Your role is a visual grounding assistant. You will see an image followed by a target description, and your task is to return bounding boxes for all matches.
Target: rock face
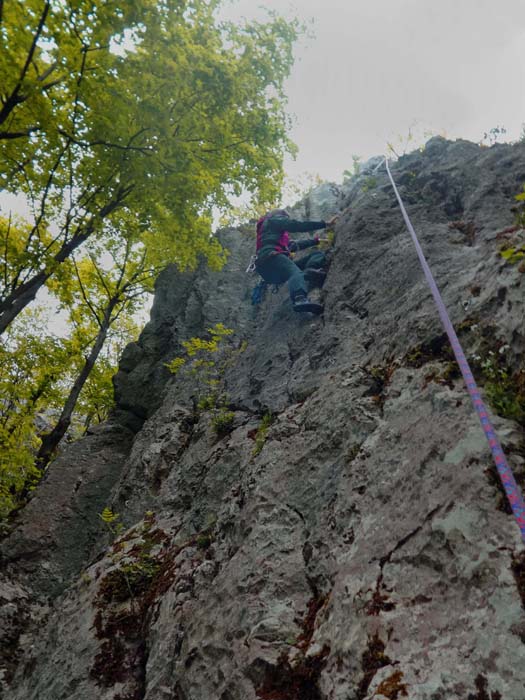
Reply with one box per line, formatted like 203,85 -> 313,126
2,137 -> 525,699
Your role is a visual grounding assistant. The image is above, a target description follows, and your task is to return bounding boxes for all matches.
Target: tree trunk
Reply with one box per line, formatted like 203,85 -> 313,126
0,230 -> 91,335
36,300 -> 117,471
0,187 -> 129,336
0,270 -> 50,335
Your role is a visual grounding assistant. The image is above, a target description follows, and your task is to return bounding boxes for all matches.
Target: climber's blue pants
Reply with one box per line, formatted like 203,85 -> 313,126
256,251 -> 326,301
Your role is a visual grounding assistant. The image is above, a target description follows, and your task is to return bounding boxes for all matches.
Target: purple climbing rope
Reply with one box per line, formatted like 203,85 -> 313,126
385,158 -> 525,544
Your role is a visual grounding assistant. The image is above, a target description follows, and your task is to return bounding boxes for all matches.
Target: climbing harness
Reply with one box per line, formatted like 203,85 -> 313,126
385,158 -> 525,545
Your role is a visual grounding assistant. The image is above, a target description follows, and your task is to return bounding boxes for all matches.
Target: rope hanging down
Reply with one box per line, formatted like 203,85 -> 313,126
384,158 -> 525,545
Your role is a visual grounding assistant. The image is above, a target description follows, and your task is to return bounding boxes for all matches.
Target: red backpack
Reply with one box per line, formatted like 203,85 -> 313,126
256,213 -> 290,254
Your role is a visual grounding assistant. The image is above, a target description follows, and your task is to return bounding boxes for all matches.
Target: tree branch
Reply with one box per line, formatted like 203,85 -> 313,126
56,128 -> 155,155
0,0 -> 51,127
73,255 -> 102,327
88,252 -> 113,301
2,213 -> 12,291
0,129 -> 39,140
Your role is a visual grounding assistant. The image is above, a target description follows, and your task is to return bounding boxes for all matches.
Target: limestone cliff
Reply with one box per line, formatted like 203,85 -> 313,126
1,137 -> 525,699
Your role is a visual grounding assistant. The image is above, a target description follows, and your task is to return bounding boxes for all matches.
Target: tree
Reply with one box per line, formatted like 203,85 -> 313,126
74,314 -> 141,435
0,307 -> 70,518
36,232 -> 156,469
0,0 -> 299,334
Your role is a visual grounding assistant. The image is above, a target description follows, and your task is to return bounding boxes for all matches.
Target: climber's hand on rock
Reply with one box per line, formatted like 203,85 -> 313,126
325,215 -> 339,228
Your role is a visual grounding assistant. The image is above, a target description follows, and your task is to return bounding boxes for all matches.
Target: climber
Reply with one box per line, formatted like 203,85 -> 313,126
255,209 -> 338,314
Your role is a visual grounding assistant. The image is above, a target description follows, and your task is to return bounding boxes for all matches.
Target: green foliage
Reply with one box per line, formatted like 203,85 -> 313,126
165,323 -> 236,399
386,122 -> 445,159
361,176 -> 377,192
219,173 -> 321,228
211,408 -> 235,437
196,532 -> 213,550
0,290 -> 139,520
479,352 -> 525,425
0,0 -> 301,335
0,0 -> 299,508
513,185 -> 525,228
480,125 -> 507,146
165,357 -> 186,376
252,412 -> 274,456
166,324 -> 246,436
499,245 -> 525,265
99,507 -> 124,537
100,507 -> 120,524
515,185 -> 525,203
99,557 -> 161,603
343,155 -> 362,181
197,394 -> 217,411
319,229 -> 335,250
182,323 -> 234,357
166,323 -> 235,400
0,307 -> 70,518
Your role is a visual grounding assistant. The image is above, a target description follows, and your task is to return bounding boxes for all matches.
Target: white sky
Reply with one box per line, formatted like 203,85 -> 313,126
221,0 -> 525,182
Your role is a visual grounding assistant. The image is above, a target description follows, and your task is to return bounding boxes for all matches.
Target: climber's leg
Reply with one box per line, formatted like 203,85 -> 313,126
256,254 -> 323,314
295,250 -> 327,271
256,254 -> 307,301
296,251 -> 327,288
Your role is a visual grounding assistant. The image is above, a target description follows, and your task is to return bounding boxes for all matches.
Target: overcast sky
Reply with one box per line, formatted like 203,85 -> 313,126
2,0 -> 525,214
221,0 -> 525,182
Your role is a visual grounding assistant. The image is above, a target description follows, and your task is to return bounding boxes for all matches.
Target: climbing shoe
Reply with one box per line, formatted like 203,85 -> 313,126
304,268 -> 327,287
292,294 -> 323,315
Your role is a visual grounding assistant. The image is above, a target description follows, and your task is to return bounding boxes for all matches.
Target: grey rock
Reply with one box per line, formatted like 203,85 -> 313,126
4,138 -> 525,699
288,181 -> 341,221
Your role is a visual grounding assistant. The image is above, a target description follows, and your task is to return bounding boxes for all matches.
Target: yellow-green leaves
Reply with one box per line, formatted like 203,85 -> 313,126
100,507 -> 120,524
0,0 -> 300,512
1,0 -> 300,335
166,323 -> 234,373
182,323 -> 234,357
0,307 -> 67,518
165,357 -> 186,376
165,323 -> 241,429
514,184 -> 525,229
515,186 -> 525,202
500,246 -> 525,265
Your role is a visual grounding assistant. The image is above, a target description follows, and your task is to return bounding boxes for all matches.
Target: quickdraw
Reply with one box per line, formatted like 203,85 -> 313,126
246,255 -> 257,273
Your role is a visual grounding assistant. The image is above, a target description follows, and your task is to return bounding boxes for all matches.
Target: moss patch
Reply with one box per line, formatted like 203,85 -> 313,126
90,516 -> 216,694
476,358 -> 525,426
424,361 -> 461,389
363,361 -> 397,407
405,334 -> 454,368
251,412 -> 274,457
98,557 -> 161,604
